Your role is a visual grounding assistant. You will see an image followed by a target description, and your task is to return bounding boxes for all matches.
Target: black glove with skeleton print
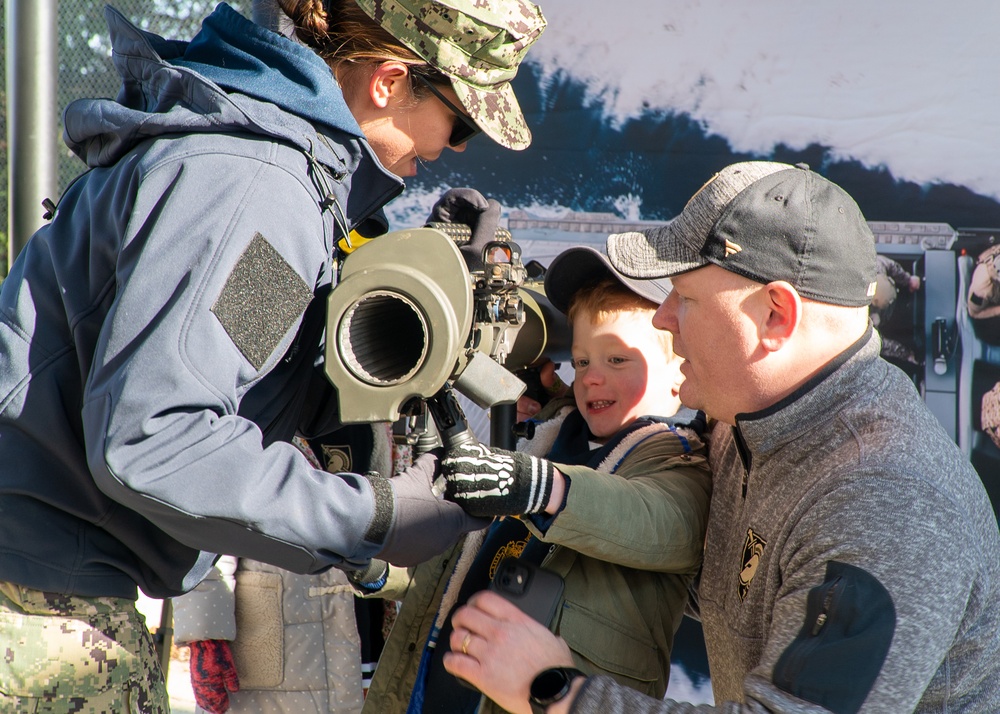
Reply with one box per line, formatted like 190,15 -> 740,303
441,442 -> 555,518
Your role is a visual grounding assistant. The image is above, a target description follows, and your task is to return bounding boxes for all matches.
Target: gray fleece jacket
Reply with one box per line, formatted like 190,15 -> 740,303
571,328 -> 1000,713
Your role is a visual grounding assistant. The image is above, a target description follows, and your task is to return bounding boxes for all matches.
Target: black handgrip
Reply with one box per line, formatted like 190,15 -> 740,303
426,387 -> 478,451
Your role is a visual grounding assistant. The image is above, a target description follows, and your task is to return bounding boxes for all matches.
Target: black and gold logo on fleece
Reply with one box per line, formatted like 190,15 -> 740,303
738,528 -> 767,602
320,444 -> 352,473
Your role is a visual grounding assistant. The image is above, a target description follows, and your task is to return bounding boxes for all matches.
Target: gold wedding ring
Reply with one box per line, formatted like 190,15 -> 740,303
461,633 -> 472,656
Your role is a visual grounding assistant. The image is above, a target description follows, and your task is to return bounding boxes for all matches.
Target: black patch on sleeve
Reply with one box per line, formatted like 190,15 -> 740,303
211,232 -> 314,369
773,561 -> 896,714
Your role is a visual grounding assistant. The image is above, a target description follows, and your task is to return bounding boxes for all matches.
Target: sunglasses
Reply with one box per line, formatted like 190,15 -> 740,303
414,75 -> 482,147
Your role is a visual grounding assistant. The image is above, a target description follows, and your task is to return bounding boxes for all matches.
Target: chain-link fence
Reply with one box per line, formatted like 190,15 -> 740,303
55,0 -> 249,189
2,1 -> 250,276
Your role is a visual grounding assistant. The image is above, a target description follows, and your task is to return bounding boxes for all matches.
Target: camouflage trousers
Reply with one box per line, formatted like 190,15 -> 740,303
0,581 -> 169,713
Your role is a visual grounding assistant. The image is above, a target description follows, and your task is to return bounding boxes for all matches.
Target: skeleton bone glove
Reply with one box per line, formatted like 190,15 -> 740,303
441,442 -> 555,518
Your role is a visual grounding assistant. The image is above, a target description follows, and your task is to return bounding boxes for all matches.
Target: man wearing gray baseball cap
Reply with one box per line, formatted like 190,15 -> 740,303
441,162 -> 1000,714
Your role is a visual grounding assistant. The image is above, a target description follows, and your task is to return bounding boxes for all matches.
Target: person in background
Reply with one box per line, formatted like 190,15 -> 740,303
968,243 -> 1000,344
356,245 -> 712,714
0,0 -> 545,711
982,381 -> 1000,452
173,426 -> 406,714
870,254 -> 922,365
870,254 -> 921,329
442,162 -> 1000,713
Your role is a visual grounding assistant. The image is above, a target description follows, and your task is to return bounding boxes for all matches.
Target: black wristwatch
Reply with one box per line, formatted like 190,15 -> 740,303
529,666 -> 586,714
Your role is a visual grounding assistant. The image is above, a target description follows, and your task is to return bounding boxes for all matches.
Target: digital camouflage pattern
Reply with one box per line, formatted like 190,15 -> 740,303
982,381 -> 1000,450
354,0 -> 546,150
0,582 -> 168,713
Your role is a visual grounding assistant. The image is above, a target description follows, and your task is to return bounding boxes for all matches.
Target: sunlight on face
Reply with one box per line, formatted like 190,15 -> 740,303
359,81 -> 468,177
652,266 -> 760,424
571,309 -> 682,440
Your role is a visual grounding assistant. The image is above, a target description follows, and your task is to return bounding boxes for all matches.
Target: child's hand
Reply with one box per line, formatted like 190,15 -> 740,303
441,442 -> 556,518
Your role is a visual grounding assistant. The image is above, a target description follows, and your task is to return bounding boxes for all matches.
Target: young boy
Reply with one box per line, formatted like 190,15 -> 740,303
359,246 -> 711,713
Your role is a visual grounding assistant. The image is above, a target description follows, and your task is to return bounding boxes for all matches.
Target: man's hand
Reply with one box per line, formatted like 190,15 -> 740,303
373,451 -> 491,566
441,442 -> 556,518
427,187 -> 502,270
189,640 -> 239,714
443,591 -> 578,714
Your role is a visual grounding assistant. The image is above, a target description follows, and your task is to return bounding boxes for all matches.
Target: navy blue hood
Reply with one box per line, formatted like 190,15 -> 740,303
64,4 -> 375,169
171,3 -> 362,139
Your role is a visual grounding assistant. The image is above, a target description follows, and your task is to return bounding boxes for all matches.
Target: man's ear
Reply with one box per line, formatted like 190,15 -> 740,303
367,61 -> 411,109
759,281 -> 801,352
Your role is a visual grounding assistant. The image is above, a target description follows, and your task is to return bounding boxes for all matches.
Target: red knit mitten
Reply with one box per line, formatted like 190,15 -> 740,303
189,639 -> 240,714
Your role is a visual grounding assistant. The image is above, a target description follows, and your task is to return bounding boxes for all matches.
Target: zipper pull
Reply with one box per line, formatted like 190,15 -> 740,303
41,197 -> 57,221
811,578 -> 840,635
811,612 -> 828,635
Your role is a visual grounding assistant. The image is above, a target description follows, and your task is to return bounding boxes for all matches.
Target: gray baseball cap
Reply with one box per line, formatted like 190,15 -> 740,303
606,162 -> 878,307
544,246 -> 672,315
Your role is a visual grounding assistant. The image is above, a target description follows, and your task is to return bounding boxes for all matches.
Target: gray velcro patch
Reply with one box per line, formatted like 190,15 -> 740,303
363,473 -> 394,545
211,232 -> 314,370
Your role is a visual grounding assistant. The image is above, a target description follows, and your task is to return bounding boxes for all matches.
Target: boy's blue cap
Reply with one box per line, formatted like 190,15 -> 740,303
544,246 -> 672,315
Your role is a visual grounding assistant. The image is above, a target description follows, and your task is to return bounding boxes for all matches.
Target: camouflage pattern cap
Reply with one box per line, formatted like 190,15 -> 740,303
354,0 -> 546,150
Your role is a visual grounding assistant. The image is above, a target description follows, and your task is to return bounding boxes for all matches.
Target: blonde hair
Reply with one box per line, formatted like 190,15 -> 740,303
567,278 -> 675,357
275,0 -> 445,95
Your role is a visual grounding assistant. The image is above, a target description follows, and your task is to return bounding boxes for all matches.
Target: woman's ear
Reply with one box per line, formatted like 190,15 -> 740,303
759,281 -> 802,352
367,61 -> 411,109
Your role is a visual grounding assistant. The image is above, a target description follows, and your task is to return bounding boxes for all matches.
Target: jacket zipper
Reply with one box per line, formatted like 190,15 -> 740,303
732,425 -> 752,499
774,575 -> 843,686
811,576 -> 841,635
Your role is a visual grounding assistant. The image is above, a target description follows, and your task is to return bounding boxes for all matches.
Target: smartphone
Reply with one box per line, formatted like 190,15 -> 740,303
489,557 -> 565,627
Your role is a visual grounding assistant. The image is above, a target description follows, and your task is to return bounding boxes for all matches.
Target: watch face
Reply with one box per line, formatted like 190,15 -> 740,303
530,667 -> 574,704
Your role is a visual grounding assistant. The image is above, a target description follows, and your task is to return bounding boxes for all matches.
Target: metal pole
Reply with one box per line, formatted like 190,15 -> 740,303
155,599 -> 174,678
7,0 -> 59,265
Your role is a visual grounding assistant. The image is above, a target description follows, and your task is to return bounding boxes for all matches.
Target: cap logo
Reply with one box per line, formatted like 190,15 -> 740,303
724,239 -> 743,258
866,280 -> 878,298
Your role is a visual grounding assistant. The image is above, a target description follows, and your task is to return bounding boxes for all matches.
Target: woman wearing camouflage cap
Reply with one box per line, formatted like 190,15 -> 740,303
0,0 -> 544,712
